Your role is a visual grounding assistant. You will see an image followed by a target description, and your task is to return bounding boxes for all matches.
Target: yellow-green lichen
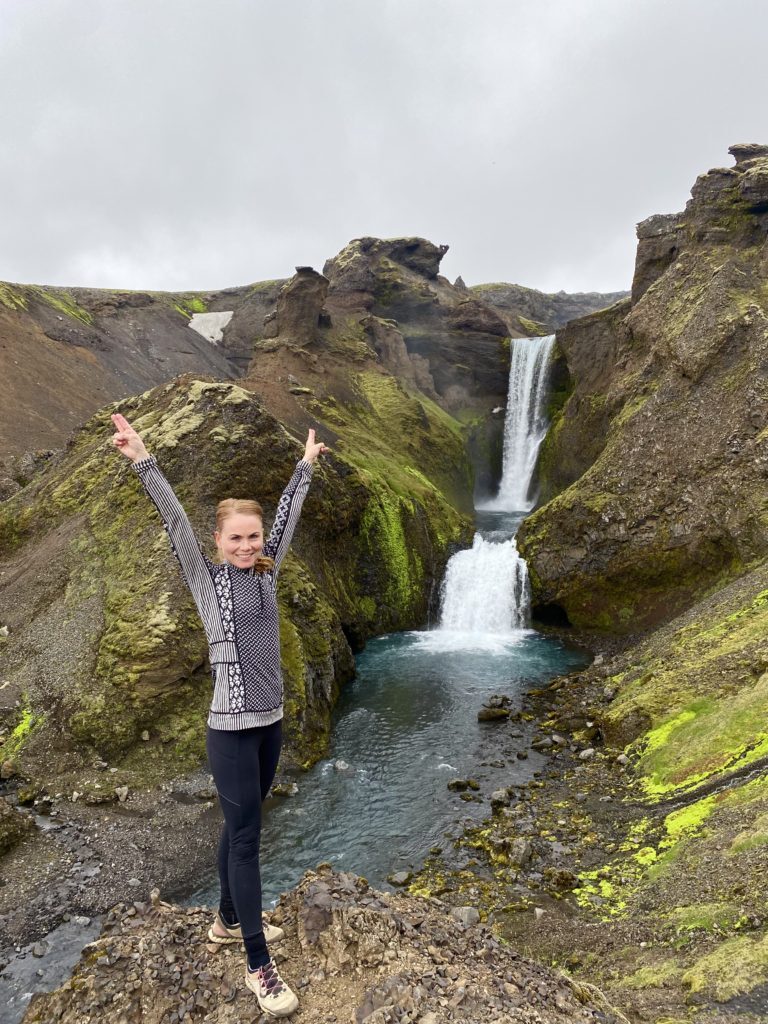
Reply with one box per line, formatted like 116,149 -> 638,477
682,931 -> 768,1000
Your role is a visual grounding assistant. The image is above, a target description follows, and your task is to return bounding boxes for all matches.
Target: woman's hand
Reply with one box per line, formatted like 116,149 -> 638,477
111,413 -> 150,463
303,428 -> 329,464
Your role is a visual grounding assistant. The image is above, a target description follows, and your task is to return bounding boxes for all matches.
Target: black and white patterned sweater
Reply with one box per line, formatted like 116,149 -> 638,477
132,455 -> 313,731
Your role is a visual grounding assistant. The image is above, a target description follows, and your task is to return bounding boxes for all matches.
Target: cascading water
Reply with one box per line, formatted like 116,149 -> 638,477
436,335 -> 556,638
482,334 -> 556,512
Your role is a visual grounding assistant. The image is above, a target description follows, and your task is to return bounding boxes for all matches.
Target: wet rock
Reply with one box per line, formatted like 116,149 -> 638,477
477,707 -> 510,722
389,871 -> 413,887
271,781 -> 299,797
490,789 -> 511,811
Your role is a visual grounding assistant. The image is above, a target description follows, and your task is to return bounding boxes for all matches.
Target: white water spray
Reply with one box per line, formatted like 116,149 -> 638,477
435,335 -> 556,638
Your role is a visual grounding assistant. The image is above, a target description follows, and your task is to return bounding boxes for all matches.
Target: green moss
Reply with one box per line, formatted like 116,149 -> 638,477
621,960 -> 683,989
0,283 -> 28,310
682,931 -> 768,1000
662,795 -> 717,842
637,681 -> 768,799
517,315 -> 550,336
729,812 -> 768,854
34,287 -> 93,325
2,701 -> 38,761
360,486 -> 423,610
664,901 -> 744,933
174,294 -> 208,318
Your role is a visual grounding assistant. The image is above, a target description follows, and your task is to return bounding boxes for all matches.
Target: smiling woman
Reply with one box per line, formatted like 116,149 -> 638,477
214,500 -> 270,572
110,411 -> 328,1018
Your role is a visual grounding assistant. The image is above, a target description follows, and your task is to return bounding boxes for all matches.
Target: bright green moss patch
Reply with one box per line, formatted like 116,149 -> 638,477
682,931 -> 768,1000
174,294 -> 208,318
2,701 -> 38,761
662,795 -> 717,842
636,674 -> 768,798
0,283 -> 28,310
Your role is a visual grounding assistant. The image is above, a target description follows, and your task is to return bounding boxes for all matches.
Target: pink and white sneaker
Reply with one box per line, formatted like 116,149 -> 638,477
245,957 -> 299,1017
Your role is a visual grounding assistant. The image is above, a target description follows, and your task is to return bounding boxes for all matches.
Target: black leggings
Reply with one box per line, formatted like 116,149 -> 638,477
206,720 -> 282,969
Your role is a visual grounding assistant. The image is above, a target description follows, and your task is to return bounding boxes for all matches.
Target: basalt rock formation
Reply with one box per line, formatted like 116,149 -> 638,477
519,144 -> 768,634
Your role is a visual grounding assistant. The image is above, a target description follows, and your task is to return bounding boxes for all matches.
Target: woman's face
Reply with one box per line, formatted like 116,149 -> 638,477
214,512 -> 264,569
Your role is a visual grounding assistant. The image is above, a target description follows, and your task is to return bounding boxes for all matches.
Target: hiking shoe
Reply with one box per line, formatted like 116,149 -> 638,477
207,913 -> 285,945
245,957 -> 299,1017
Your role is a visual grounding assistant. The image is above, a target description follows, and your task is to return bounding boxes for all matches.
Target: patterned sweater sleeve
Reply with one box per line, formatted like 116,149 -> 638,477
132,455 -> 215,603
263,459 -> 314,576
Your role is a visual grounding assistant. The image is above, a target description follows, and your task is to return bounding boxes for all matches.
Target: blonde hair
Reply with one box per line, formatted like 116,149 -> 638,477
215,498 -> 274,573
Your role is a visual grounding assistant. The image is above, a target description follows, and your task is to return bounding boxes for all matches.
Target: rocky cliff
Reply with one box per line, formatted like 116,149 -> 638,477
450,145 -> 768,1020
0,239 -> 622,500
518,144 -> 768,635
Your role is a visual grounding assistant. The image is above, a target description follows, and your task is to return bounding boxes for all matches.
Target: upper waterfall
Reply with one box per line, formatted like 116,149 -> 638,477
479,334 -> 556,513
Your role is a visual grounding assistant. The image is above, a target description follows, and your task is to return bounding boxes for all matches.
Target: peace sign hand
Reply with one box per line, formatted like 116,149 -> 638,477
303,428 -> 329,464
111,413 -> 150,463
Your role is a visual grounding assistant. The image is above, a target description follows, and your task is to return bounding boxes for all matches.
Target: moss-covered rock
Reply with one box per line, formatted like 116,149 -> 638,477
0,371 -> 472,791
518,146 -> 768,634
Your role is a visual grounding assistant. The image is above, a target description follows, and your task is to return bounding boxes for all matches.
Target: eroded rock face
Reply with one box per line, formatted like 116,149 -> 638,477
519,144 -> 768,633
264,266 -> 330,346
23,868 -> 625,1024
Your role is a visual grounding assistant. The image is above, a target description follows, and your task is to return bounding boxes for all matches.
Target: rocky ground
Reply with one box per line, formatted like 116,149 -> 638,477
409,637 -> 768,1024
21,865 -> 628,1024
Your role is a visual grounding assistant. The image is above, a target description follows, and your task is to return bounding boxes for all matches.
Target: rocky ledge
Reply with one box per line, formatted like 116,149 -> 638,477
23,867 -> 626,1024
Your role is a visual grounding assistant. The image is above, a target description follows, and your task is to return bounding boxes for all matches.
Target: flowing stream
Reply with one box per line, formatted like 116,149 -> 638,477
191,333 -> 589,905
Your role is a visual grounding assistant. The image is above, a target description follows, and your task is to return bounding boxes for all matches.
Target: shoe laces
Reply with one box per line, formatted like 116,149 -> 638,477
257,958 -> 285,996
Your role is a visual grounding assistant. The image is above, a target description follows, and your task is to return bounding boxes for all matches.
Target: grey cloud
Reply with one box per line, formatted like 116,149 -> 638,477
1,0 -> 766,293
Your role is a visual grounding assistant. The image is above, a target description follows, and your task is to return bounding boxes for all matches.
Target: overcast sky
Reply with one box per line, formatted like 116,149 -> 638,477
1,0 -> 766,295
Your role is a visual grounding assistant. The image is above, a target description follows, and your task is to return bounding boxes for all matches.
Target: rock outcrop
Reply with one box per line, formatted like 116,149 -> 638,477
23,867 -> 626,1024
470,283 -> 629,337
0,368 -> 472,792
519,144 -> 768,633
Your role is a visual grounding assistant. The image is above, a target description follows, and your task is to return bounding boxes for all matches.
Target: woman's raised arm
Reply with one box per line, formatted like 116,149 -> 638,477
111,413 -> 215,595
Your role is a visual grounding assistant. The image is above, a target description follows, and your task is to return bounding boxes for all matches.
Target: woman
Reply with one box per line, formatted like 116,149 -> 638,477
111,411 -> 327,1018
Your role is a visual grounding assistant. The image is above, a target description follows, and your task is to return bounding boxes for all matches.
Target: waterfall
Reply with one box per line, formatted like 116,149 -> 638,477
481,333 -> 556,512
439,534 -> 530,632
434,335 -> 555,639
